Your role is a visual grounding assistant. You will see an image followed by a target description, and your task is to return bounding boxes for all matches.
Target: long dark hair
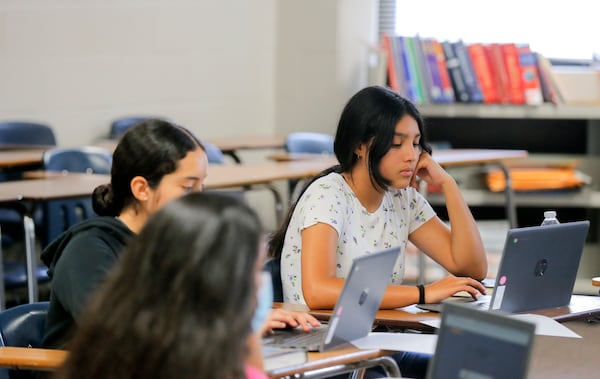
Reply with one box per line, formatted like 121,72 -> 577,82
55,192 -> 262,379
268,86 -> 432,258
92,119 -> 204,216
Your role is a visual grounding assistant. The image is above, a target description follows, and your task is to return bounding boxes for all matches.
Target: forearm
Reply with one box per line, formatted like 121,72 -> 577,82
441,178 -> 487,278
379,284 -> 421,309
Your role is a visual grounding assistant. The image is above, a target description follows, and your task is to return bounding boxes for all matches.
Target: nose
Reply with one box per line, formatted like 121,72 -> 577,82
401,144 -> 420,160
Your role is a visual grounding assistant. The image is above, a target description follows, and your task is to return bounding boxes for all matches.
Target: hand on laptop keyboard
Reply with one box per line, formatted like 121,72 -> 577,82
262,308 -> 322,335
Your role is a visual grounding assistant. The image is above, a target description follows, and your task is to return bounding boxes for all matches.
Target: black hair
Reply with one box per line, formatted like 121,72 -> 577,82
268,86 -> 431,258
56,192 -> 262,379
92,119 -> 204,216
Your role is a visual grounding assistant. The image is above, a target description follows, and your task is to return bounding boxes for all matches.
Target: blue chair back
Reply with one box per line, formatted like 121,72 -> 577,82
109,116 -> 162,139
286,132 -> 334,155
0,122 -> 56,146
43,146 -> 112,174
0,302 -> 49,379
202,142 -> 225,164
40,147 -> 111,246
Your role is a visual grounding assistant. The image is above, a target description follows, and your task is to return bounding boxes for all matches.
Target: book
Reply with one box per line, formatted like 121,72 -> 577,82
484,43 -> 511,104
452,40 -> 483,103
468,42 -> 499,103
262,345 -> 308,371
500,43 -> 526,104
517,44 -> 544,105
430,39 -> 455,103
381,34 -> 400,93
400,35 -> 424,103
534,53 -> 565,104
442,40 -> 469,102
420,37 -> 445,103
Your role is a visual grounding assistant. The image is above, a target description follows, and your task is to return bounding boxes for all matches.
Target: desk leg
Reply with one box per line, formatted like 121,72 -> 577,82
23,215 -> 38,303
298,356 -> 401,379
497,163 -> 517,228
263,184 -> 284,226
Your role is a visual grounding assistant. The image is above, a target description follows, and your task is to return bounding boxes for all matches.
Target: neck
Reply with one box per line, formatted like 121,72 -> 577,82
342,165 -> 384,213
117,207 -> 148,234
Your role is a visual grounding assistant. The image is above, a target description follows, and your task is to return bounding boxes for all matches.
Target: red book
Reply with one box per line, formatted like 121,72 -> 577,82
430,39 -> 455,103
501,43 -> 526,104
468,43 -> 499,103
517,44 -> 544,105
381,34 -> 400,93
484,43 -> 511,104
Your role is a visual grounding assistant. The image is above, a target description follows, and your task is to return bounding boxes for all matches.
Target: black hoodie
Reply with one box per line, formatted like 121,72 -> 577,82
41,216 -> 134,349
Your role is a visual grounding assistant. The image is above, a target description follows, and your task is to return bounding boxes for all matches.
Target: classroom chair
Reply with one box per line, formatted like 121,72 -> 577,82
40,146 -> 112,246
42,146 -> 112,175
109,116 -> 168,139
285,132 -> 334,202
285,132 -> 334,155
0,122 -> 56,147
0,301 -> 49,379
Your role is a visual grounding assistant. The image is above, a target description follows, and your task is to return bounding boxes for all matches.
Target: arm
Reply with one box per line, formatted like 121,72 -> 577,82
301,223 -> 440,309
262,308 -> 321,333
410,152 -> 488,279
52,235 -> 121,320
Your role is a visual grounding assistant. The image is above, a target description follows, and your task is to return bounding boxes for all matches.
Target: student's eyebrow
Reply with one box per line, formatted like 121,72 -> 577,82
394,132 -> 421,138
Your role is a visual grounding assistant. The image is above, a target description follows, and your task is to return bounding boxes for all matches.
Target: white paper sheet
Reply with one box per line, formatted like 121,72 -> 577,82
351,332 -> 438,354
420,313 -> 581,338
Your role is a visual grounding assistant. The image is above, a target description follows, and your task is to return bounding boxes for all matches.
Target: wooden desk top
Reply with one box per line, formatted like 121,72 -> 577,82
0,347 -> 67,371
204,161 -> 333,189
277,294 -> 600,331
0,160 -> 332,204
206,135 -> 285,153
0,149 -> 46,169
96,135 -> 285,155
592,277 -> 600,287
268,148 -> 528,166
0,173 -> 110,203
267,346 -> 385,378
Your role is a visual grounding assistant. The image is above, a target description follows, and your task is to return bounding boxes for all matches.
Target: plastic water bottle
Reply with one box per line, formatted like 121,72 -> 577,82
541,211 -> 560,226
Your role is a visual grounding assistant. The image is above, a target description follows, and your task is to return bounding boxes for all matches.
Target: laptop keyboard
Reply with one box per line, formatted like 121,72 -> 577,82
263,325 -> 329,351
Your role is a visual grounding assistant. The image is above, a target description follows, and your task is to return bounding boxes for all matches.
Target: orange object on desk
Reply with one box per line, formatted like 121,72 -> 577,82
0,347 -> 67,371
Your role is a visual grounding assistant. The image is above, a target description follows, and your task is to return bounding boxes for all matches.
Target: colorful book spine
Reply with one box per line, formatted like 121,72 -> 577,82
484,43 -> 511,104
420,38 -> 445,103
467,43 -> 499,104
431,39 -> 455,103
517,44 -> 544,105
442,40 -> 469,102
381,34 -> 400,93
398,36 -> 421,103
452,40 -> 483,103
501,43 -> 526,104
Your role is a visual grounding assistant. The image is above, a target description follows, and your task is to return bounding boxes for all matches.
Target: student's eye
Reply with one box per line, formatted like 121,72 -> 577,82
182,186 -> 194,193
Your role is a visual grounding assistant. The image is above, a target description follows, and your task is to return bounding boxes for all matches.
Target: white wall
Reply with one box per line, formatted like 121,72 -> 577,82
275,0 -> 378,137
0,0 -> 277,145
0,0 -> 378,146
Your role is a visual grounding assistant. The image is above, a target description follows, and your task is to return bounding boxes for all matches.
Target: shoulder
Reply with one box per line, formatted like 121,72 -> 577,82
245,365 -> 269,379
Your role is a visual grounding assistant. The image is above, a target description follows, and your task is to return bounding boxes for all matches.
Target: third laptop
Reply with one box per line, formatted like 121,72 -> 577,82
419,220 -> 590,313
263,246 -> 400,352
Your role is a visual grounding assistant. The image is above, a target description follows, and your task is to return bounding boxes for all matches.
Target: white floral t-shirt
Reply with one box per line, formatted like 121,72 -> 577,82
280,172 -> 435,304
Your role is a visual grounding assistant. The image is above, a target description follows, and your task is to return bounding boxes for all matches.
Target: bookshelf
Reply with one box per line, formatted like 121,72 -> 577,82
418,103 -> 600,220
419,103 -> 600,294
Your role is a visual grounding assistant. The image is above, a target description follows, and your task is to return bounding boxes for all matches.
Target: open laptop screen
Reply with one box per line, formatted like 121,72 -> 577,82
426,302 -> 535,379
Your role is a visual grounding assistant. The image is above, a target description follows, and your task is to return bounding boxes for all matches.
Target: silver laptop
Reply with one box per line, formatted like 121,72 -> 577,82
419,220 -> 590,313
426,301 -> 536,379
263,246 -> 401,352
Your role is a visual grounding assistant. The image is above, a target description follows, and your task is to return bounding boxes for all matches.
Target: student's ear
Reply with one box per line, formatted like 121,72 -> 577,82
354,144 -> 368,160
130,176 -> 151,202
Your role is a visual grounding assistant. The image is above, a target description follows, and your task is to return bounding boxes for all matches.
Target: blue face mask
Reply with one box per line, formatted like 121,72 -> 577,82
251,271 -> 273,332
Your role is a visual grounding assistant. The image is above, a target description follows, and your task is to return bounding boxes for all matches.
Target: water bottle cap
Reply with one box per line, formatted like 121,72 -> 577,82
544,211 -> 557,218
